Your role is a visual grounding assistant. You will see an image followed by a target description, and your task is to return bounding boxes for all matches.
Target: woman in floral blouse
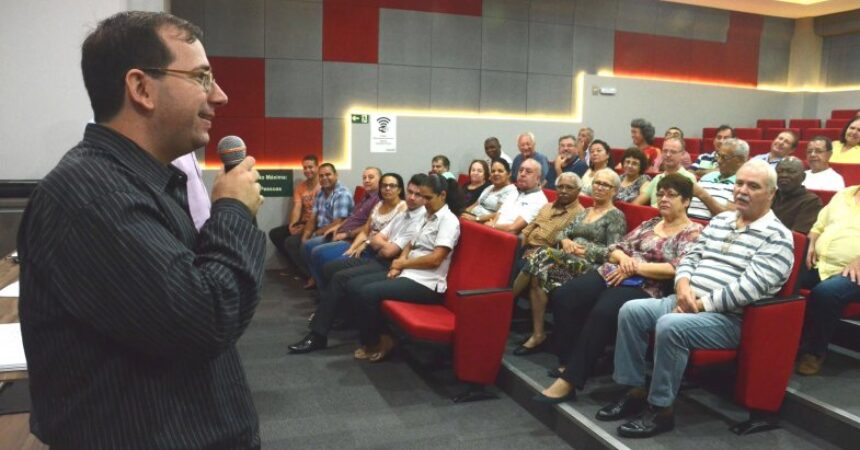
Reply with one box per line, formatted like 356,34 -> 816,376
532,173 -> 702,403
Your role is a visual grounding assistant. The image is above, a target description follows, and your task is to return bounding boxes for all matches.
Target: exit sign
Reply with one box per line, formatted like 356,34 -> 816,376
351,114 -> 369,124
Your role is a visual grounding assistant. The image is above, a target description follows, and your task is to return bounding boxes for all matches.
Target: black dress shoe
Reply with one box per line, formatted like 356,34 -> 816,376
288,333 -> 327,354
513,340 -> 547,356
617,406 -> 675,438
547,367 -> 564,378
330,318 -> 349,330
532,389 -> 576,404
596,394 -> 647,421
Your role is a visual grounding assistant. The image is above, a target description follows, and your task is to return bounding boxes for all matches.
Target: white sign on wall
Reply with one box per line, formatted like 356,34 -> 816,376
370,115 -> 397,153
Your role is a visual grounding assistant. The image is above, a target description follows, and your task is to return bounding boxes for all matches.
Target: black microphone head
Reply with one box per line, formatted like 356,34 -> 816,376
217,135 -> 246,169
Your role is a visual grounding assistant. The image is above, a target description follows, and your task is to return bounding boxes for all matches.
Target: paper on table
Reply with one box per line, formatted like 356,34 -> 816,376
0,281 -> 19,297
0,323 -> 27,372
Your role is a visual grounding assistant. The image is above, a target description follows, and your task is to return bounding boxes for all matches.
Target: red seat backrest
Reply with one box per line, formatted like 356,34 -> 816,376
735,128 -> 763,140
615,201 -> 660,231
826,118 -> 850,129
747,139 -> 771,156
703,127 -> 717,139
757,119 -> 785,129
831,109 -> 858,119
610,148 -> 625,165
802,128 -> 841,141
457,173 -> 469,186
830,163 -> 860,186
789,119 -> 821,130
354,185 -> 366,204
763,128 -> 800,140
684,138 -> 701,153
808,189 -> 836,206
543,188 -> 557,203
779,231 -> 807,297
443,220 -> 518,310
578,194 -> 594,208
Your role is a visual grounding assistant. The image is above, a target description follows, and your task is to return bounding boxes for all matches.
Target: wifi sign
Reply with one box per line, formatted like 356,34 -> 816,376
377,116 -> 391,133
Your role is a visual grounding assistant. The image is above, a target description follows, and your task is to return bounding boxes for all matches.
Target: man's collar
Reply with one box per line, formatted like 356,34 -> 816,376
85,123 -> 178,192
733,209 -> 778,232
520,186 -> 542,194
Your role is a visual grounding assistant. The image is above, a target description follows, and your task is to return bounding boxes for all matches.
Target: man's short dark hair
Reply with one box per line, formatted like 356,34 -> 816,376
81,11 -> 203,123
809,136 -> 833,152
319,163 -> 336,174
716,124 -> 735,137
432,155 -> 451,169
302,155 -> 319,165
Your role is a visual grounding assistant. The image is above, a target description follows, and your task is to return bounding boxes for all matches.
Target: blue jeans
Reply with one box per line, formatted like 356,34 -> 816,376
613,296 -> 742,407
804,273 -> 860,356
307,241 -> 352,288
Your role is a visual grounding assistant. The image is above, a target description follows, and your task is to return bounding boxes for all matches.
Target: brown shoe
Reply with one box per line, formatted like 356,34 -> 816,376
796,353 -> 825,376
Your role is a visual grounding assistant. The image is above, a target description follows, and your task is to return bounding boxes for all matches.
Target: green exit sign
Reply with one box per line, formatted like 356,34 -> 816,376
351,114 -> 369,124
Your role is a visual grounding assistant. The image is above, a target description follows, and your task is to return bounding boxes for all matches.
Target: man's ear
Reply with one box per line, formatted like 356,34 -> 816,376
125,69 -> 156,112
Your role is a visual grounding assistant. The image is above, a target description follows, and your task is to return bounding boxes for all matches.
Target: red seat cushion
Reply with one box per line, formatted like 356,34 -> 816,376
690,349 -> 738,366
843,303 -> 860,319
382,301 -> 455,343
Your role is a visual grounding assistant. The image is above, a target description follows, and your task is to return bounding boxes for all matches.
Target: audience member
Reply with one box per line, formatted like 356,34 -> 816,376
772,157 -> 823,234
752,130 -> 798,167
597,160 -> 793,439
546,134 -> 588,188
512,169 -> 626,355
803,136 -> 845,191
461,158 -> 517,223
286,163 -> 353,282
431,154 -> 456,180
831,117 -> 860,163
577,127 -> 595,165
633,137 -> 696,207
350,174 -> 462,362
653,127 -> 691,170
688,138 -> 748,220
616,147 -> 651,202
287,174 -> 429,354
484,136 -> 513,166
691,125 -> 734,176
534,175 -> 701,403
487,158 -> 548,235
796,185 -> 860,375
269,155 -> 319,258
516,173 -> 584,273
580,140 -> 613,195
18,11 -> 266,448
629,118 -> 660,171
462,159 -> 491,207
511,132 -> 550,183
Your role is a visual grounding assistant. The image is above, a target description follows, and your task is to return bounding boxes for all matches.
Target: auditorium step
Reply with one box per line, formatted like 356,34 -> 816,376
497,330 -> 850,449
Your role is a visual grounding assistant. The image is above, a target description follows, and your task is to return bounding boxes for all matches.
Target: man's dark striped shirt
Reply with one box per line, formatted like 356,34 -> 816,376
17,124 -> 266,449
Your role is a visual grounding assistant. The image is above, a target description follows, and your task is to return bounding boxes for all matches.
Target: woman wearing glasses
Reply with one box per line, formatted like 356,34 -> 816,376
580,140 -> 613,196
616,147 -> 652,203
533,174 -> 701,403
512,169 -> 627,355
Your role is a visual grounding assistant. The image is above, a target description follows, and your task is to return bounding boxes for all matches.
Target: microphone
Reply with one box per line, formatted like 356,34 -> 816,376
217,135 -> 246,172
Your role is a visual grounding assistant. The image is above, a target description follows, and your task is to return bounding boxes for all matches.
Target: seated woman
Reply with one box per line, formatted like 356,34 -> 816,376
308,173 -> 406,288
461,158 -> 517,222
512,168 -> 627,355
533,174 -> 701,403
831,117 -> 860,163
348,174 -> 464,362
462,159 -> 491,207
579,140 -> 612,196
616,147 -> 651,203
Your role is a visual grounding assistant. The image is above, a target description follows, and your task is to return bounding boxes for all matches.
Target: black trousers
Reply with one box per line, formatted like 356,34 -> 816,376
549,270 -> 649,388
282,234 -> 309,278
269,225 -> 291,257
309,258 -> 389,336
352,277 -> 442,347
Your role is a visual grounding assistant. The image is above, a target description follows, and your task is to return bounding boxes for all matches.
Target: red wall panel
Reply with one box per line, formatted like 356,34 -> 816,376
264,118 -> 324,167
380,0 -> 482,16
205,117 -> 265,167
209,57 -> 265,118
323,0 -> 380,63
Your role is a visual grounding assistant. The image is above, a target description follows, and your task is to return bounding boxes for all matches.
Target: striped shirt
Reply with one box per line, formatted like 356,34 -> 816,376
687,172 -> 735,220
18,124 -> 266,449
313,182 -> 353,228
675,210 -> 794,314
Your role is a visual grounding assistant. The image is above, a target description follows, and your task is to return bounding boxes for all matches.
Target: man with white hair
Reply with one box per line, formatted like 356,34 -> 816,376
488,158 -> 548,235
546,134 -> 588,189
510,132 -> 550,183
597,159 -> 794,438
688,138 -> 748,220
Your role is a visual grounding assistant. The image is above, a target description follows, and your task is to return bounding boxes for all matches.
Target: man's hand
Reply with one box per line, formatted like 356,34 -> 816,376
211,157 -> 263,216
692,182 -> 705,199
288,223 -> 303,235
673,278 -> 699,313
843,256 -> 860,284
387,268 -> 401,279
333,232 -> 348,241
806,246 -> 818,270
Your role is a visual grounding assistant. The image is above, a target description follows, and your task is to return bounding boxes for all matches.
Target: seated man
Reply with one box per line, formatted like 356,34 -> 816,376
546,135 -> 588,189
803,136 -> 845,191
691,125 -> 734,176
284,163 -> 352,281
510,132 -> 550,184
796,184 -> 860,375
431,155 -> 456,180
576,127 -> 594,165
269,154 -> 319,258
772,157 -> 823,234
597,160 -> 793,438
654,127 -> 691,169
688,138 -> 748,220
752,130 -> 798,167
487,158 -> 548,235
632,137 -> 697,207
484,136 -> 513,166
288,174 -> 429,354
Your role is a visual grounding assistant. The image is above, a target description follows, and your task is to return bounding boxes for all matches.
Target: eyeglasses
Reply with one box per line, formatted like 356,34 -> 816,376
662,149 -> 682,156
715,153 -> 735,161
140,67 -> 215,91
592,180 -> 614,190
806,148 -> 828,155
380,183 -> 399,190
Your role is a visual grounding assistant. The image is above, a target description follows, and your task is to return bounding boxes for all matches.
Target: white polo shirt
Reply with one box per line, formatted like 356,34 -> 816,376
803,168 -> 845,192
380,205 -> 426,250
400,204 -> 460,293
496,187 -> 548,225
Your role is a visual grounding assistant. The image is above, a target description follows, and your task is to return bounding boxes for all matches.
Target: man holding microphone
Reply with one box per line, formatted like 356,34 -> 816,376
18,11 -> 265,449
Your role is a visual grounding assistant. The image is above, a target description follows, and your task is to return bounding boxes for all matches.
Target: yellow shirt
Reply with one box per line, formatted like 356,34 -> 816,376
830,142 -> 860,164
810,186 -> 860,280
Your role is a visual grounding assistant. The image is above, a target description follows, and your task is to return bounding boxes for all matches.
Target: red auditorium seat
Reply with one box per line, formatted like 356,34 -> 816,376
830,163 -> 860,186
826,118 -> 850,129
653,137 -> 701,154
789,119 -> 821,130
543,188 -> 557,202
381,219 -> 518,401
763,128 -> 800,140
747,140 -> 772,157
802,128 -> 841,141
808,189 -> 836,206
457,173 -> 468,186
578,194 -> 594,207
610,148 -> 625,165
688,231 -> 807,435
831,109 -> 859,119
756,119 -> 785,130
703,127 -> 717,139
734,128 -> 763,140
653,137 -> 664,149
615,201 -> 659,231
353,185 -> 366,204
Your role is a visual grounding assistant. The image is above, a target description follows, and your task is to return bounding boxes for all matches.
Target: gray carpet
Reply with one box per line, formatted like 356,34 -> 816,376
237,271 -> 571,449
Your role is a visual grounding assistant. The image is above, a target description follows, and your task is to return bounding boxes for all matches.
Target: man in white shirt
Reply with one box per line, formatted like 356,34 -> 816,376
489,158 -> 548,235
803,136 -> 845,192
484,136 -> 513,166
